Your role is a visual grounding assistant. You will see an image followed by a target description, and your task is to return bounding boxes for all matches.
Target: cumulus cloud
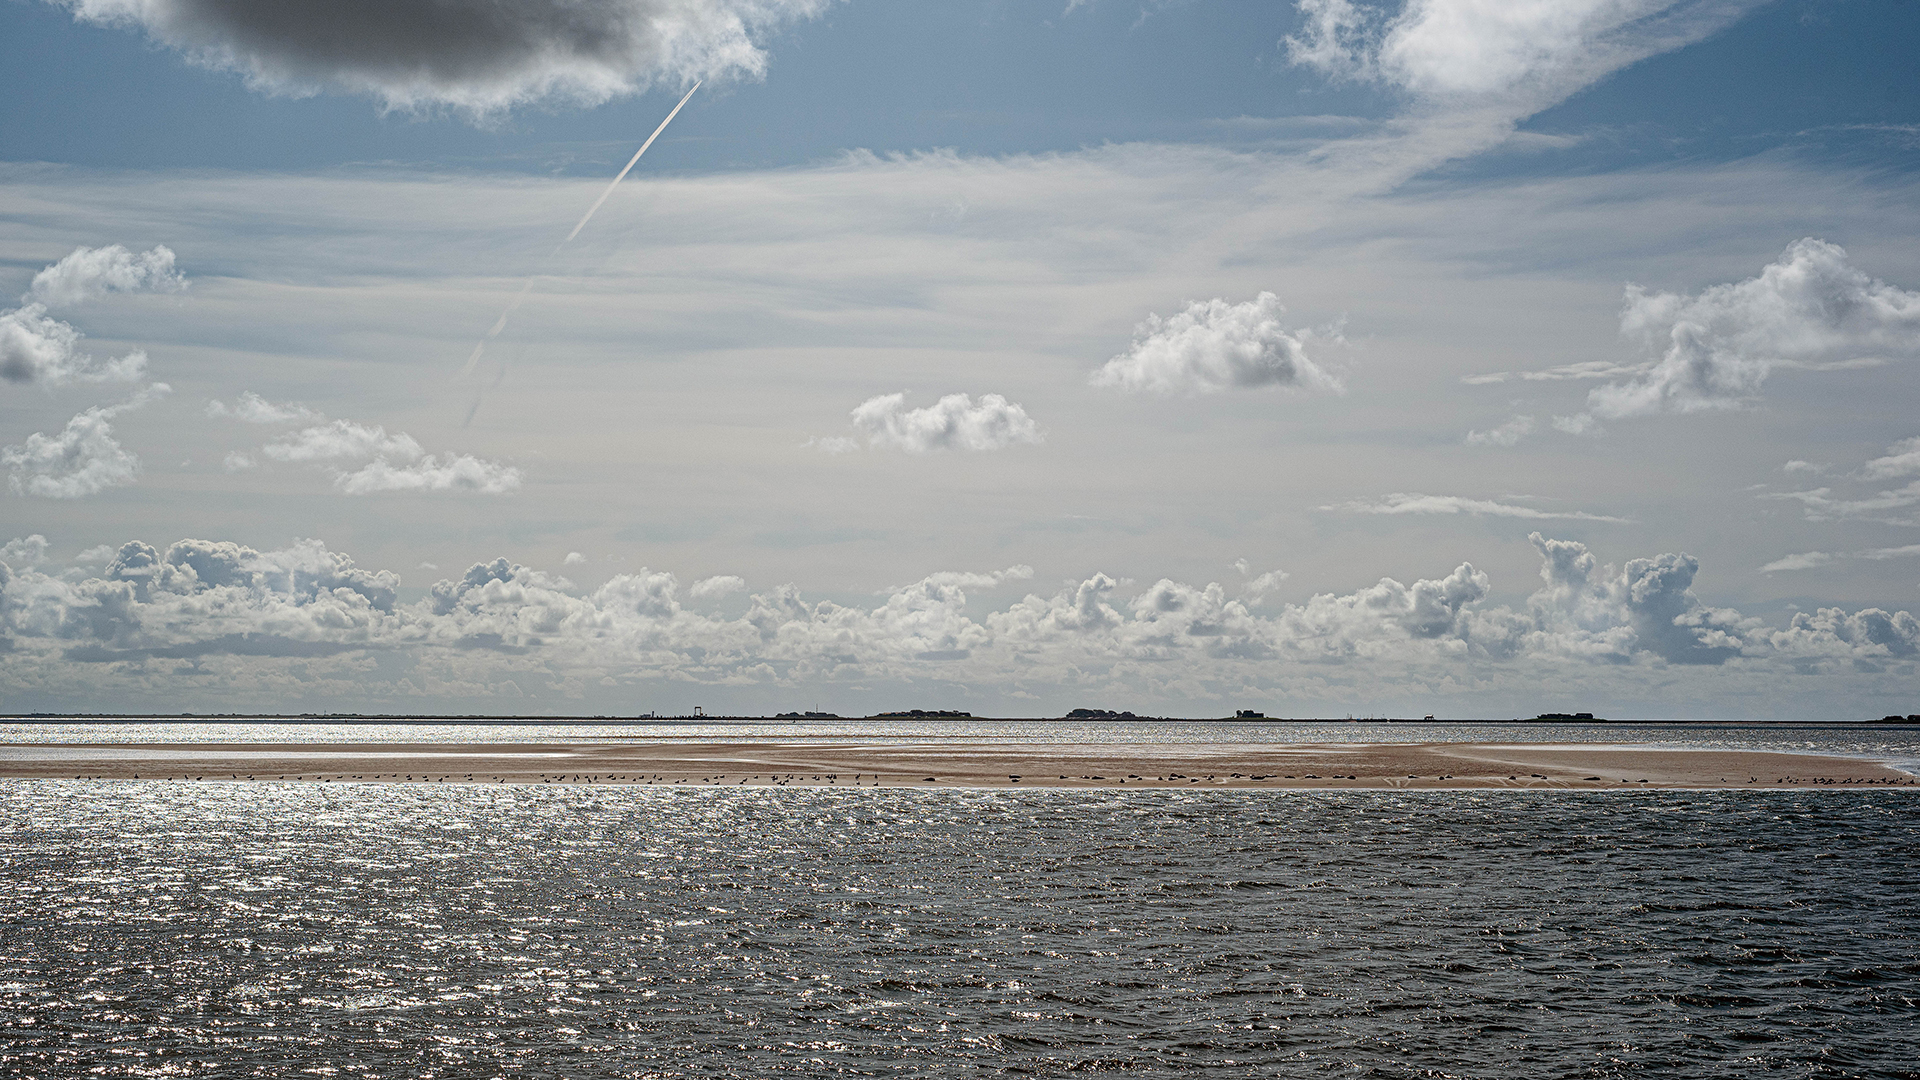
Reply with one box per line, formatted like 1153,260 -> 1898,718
1091,292 -> 1341,395
54,0 -> 833,114
1242,570 -> 1291,599
0,304 -> 148,386
2,244 -> 184,387
845,392 -> 1042,453
1,533 -> 1913,704
1,535 -> 51,568
1325,492 -> 1629,522
26,244 -> 186,307
262,420 -> 424,463
207,392 -> 320,425
244,417 -> 518,494
1,385 -> 168,499
689,574 -> 746,599
1575,239 -> 1920,422
1464,414 -> 1536,446
564,551 -> 588,566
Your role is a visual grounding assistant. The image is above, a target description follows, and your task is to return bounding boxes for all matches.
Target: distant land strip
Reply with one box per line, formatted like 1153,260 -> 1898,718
0,742 -> 1913,790
5,713 -> 1918,725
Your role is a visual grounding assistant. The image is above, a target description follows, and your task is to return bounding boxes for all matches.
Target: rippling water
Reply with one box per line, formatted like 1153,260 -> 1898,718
2,783 -> 1915,1077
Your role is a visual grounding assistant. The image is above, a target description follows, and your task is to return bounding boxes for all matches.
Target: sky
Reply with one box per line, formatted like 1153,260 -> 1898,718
2,0 -> 1919,719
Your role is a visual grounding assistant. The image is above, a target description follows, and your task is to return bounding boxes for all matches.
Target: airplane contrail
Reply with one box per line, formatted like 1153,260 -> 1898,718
461,80 -> 701,379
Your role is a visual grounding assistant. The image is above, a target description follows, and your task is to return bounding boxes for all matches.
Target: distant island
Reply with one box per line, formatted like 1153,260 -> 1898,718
4,711 -> 1916,725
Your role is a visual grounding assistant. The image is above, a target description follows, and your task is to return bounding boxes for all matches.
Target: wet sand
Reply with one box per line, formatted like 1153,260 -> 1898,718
0,741 -> 1913,789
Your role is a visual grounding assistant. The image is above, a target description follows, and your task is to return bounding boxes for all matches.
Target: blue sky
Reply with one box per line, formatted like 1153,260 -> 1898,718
2,0 -> 1919,718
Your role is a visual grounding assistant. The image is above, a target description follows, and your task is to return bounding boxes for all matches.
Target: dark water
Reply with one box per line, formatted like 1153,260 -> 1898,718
1,784 -> 1915,1078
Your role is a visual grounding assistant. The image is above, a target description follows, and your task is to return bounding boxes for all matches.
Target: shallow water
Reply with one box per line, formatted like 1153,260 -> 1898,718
1,783 -> 1914,1077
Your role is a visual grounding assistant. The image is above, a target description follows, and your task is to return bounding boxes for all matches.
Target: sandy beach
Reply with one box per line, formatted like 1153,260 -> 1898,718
0,741 -> 1912,789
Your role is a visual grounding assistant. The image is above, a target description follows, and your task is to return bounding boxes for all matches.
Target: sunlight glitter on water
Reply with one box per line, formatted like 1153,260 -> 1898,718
1,782 -> 1915,1077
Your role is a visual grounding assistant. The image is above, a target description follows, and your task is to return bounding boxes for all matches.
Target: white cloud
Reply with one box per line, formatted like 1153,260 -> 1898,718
1582,239 -> 1920,421
1,534 -> 50,568
26,244 -> 186,307
207,392 -> 321,425
1091,292 -> 1341,395
2,244 -> 184,387
1462,360 -> 1645,384
74,544 -> 116,565
1782,459 -> 1824,475
803,435 -> 860,454
1551,413 -> 1599,435
564,551 -> 588,566
1759,551 -> 1834,574
1286,0 -> 1757,100
0,303 -> 148,386
221,451 -> 257,471
1763,544 -> 1920,573
334,454 -> 522,495
1766,481 -> 1920,523
56,0 -> 834,115
251,418 -> 518,495
1284,0 -> 1773,188
1862,436 -> 1920,481
1325,492 -> 1629,522
1464,414 -> 1536,446
1243,569 -> 1291,600
262,420 -> 424,463
1,384 -> 168,499
846,392 -> 1042,453
689,574 -> 746,599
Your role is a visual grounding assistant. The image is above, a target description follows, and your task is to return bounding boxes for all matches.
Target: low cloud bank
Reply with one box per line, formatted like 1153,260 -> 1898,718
1,531 -> 1911,705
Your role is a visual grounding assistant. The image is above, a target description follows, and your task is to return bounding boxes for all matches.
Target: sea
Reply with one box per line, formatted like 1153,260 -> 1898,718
1,719 -> 1915,1078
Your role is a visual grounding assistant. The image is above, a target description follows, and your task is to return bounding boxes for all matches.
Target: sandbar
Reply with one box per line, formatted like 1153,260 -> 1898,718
0,741 -> 1912,789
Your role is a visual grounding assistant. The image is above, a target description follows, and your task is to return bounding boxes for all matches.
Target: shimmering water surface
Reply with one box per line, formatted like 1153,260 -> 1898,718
2,783 -> 1915,1077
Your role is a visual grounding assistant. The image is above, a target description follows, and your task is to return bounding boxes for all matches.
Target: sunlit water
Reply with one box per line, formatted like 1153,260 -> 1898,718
1,783 -> 1914,1077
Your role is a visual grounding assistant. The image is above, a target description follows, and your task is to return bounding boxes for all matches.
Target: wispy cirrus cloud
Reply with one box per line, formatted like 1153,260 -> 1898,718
1762,544 -> 1920,574
1325,492 -> 1630,523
